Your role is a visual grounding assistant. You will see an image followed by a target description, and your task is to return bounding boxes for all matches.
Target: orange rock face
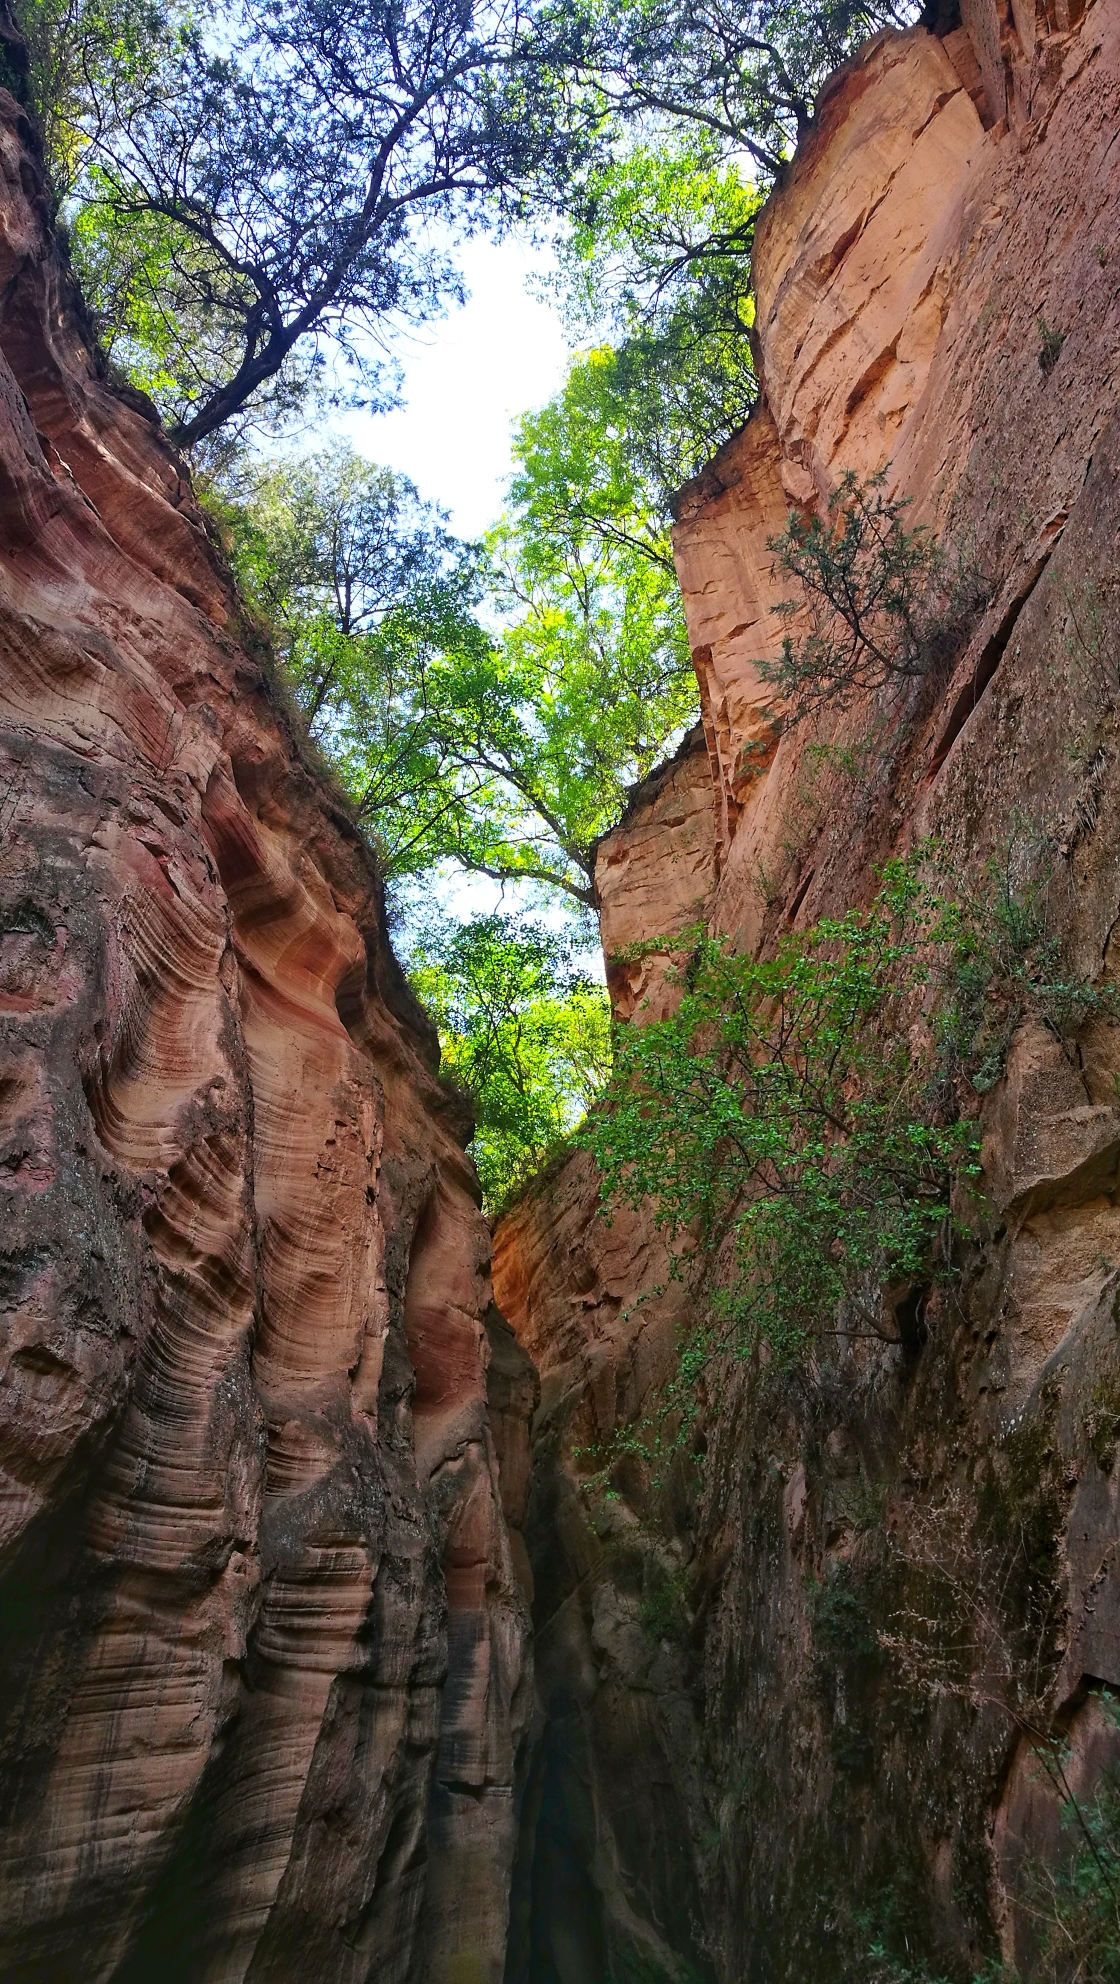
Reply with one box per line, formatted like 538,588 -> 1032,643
0,77 -> 531,1984
675,0 -> 1120,945
495,4 -> 1120,1977
594,724 -> 716,1021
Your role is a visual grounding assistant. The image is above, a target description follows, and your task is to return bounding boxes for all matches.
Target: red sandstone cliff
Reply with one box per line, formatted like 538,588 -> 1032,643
0,57 -> 534,1984
494,4 -> 1120,1977
4,0 -> 1120,1974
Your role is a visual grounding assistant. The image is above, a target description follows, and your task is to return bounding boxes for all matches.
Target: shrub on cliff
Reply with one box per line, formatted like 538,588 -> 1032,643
584,851 -> 1119,1368
860,1766 -> 1120,1980
758,471 -> 987,725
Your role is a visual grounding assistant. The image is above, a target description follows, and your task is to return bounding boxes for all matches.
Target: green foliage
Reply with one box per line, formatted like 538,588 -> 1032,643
638,1560 -> 690,1643
809,1561 -> 888,1778
69,181 -> 324,457
540,1 -> 922,523
810,1563 -> 880,1662
409,914 -> 610,1212
557,137 -> 763,504
19,0 -> 168,196
1037,317 -> 1065,376
858,1767 -> 1120,1983
483,390 -> 699,895
586,852 -> 1120,1371
225,447 -> 460,647
26,0 -> 593,445
587,861 -> 975,1367
218,445 -> 499,876
758,471 -> 986,725
216,441 -> 697,904
507,344 -> 682,576
22,0 -> 925,450
1016,1769 -> 1120,1983
568,0 -> 919,183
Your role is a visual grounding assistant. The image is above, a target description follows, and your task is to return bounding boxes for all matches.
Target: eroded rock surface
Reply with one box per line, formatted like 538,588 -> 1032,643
495,4 -> 1120,1978
594,724 -> 716,1023
0,68 -> 532,1984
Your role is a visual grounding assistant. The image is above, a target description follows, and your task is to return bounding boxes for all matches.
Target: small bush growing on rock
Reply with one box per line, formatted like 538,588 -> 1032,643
1037,317 -> 1066,376
859,1769 -> 1120,1983
1013,1766 -> 1120,1984
584,850 -> 1120,1372
758,471 -> 986,725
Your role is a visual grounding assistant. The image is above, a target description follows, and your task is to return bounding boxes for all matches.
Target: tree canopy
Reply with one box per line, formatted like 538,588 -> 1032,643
29,0 -> 595,444
409,913 -> 611,1208
566,0 -> 919,179
225,439 -> 696,904
553,140 -> 763,505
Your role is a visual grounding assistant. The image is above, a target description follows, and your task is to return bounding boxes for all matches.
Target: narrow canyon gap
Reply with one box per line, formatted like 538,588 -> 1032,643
0,1 -> 1118,1981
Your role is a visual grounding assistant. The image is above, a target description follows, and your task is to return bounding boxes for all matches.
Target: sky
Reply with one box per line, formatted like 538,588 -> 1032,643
336,233 -> 572,539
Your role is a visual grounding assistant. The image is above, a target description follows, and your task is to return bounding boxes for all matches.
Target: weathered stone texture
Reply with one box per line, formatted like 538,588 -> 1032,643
494,1156 -> 710,1984
0,75 -> 532,1984
495,4 -> 1120,1977
594,724 -> 716,1023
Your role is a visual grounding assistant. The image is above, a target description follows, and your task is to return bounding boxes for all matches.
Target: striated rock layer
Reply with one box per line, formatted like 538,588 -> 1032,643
495,2 -> 1120,1978
0,50 -> 534,1984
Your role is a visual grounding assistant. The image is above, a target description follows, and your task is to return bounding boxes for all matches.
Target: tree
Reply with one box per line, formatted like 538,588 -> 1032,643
224,443 -> 696,903
450,482 -> 695,905
554,138 -> 762,505
19,0 -> 165,197
230,445 -> 461,661
540,0 -> 923,496
222,445 -> 499,878
409,912 -> 611,1209
507,345 -> 678,576
585,864 -> 982,1366
569,0 -> 921,183
40,0 -> 593,444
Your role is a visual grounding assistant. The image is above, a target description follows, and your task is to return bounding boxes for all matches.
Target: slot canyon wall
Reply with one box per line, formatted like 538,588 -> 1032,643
1,0 -> 1120,1978
0,18 -> 535,1978
494,1 -> 1120,1979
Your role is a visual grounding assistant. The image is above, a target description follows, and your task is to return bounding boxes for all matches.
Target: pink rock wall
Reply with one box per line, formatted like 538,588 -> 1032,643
0,64 -> 532,1984
673,0 -> 1120,946
594,724 -> 716,1022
